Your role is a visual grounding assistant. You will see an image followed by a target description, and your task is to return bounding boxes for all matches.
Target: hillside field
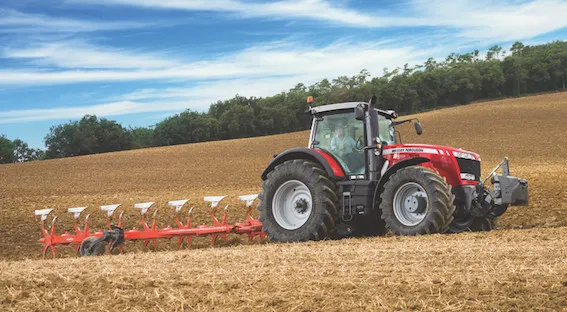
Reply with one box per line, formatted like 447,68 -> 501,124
1,92 -> 567,311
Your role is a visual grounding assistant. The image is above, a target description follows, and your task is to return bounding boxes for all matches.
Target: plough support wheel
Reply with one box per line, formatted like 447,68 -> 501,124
79,236 -> 106,256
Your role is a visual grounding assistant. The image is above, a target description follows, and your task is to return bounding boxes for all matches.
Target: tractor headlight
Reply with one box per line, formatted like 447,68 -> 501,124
452,151 -> 476,160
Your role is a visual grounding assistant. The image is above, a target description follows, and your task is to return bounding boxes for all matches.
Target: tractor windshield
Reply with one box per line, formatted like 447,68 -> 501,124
378,115 -> 396,145
312,111 -> 365,175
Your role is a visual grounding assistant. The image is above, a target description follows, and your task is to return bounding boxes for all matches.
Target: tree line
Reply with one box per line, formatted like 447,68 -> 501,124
0,135 -> 45,163
1,40 -> 566,163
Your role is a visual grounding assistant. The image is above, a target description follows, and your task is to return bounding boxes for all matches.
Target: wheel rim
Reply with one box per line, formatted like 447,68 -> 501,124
393,182 -> 429,226
272,180 -> 312,230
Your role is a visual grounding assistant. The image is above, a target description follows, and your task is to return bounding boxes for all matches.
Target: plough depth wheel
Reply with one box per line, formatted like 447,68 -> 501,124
79,236 -> 106,256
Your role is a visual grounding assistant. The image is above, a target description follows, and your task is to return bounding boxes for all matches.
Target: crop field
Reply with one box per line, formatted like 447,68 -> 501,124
1,92 -> 567,311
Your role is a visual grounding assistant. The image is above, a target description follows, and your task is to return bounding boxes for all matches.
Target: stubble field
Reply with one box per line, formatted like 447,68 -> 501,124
1,93 -> 567,311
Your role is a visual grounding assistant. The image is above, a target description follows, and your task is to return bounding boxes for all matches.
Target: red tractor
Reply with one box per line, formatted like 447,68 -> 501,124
258,96 -> 528,240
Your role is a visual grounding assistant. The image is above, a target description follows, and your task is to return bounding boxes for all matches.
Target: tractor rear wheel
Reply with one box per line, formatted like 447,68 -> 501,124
258,159 -> 338,242
380,166 -> 455,235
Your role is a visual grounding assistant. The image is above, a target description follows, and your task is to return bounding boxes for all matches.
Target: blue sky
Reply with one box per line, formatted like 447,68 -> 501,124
1,0 -> 567,148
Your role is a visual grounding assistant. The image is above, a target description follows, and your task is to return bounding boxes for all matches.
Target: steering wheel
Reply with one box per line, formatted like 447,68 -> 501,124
355,136 -> 364,151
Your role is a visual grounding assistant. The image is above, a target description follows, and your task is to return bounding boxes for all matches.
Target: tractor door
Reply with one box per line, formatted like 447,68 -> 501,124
310,110 -> 366,176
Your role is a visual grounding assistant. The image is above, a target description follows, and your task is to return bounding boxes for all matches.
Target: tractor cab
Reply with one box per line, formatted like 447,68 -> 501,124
308,101 -> 400,178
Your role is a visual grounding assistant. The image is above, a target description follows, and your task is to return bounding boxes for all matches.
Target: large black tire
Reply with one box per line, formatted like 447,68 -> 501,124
446,217 -> 474,233
446,203 -> 507,233
380,166 -> 455,235
357,189 -> 388,236
469,216 -> 498,232
79,236 -> 106,256
257,159 -> 338,242
446,215 -> 499,233
445,207 -> 475,233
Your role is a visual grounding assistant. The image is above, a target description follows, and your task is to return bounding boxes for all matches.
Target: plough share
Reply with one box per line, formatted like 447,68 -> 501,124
35,195 -> 265,257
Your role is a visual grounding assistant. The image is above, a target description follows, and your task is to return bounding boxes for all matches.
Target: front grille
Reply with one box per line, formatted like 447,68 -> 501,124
456,158 -> 481,181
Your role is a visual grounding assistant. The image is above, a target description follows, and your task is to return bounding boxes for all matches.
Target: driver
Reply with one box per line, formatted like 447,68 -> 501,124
330,124 -> 356,156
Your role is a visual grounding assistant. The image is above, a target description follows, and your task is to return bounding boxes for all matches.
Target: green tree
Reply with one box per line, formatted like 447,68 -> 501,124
219,105 -> 256,139
478,60 -> 505,98
13,139 -> 45,162
128,127 -> 155,149
510,41 -> 525,56
502,56 -> 527,96
154,110 -> 219,145
0,135 -> 15,164
487,45 -> 503,60
44,115 -> 132,158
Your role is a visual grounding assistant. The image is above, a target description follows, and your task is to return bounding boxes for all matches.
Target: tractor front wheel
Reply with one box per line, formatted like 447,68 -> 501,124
380,166 -> 455,235
258,159 -> 338,242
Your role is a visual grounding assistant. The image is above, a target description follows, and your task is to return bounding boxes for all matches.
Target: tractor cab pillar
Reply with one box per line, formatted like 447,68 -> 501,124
362,96 -> 381,181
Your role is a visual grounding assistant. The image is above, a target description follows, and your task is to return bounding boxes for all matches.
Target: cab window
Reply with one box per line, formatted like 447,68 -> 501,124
312,111 -> 365,175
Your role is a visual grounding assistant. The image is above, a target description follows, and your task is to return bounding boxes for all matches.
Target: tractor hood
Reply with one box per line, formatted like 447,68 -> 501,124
382,144 -> 481,161
382,143 -> 482,186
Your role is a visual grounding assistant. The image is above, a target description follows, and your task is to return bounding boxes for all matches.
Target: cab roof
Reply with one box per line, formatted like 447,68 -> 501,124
308,101 -> 398,119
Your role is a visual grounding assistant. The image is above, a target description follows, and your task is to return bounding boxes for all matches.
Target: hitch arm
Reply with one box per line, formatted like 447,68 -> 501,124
483,157 -> 510,184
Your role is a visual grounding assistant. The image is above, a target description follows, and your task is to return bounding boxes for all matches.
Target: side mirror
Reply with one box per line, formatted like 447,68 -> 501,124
355,104 -> 364,120
414,121 -> 423,135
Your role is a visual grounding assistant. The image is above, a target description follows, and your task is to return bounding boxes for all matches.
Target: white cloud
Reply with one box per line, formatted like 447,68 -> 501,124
0,77 -> 307,124
0,74 -> 354,124
3,40 -> 180,69
0,38 -> 435,123
71,0 -> 422,28
70,0 -> 567,42
0,8 -> 147,33
0,40 -> 431,85
413,0 -> 567,41
0,101 -> 191,124
106,76 -> 316,103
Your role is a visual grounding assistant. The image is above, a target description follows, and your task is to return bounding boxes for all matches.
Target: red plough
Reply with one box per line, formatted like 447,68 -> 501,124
35,195 -> 266,257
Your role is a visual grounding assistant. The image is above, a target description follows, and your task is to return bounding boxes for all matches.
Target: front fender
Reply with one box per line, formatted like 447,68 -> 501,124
261,148 -> 345,180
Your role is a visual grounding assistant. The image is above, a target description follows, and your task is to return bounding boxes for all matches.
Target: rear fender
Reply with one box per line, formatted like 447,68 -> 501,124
261,148 -> 345,181
372,157 -> 430,210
